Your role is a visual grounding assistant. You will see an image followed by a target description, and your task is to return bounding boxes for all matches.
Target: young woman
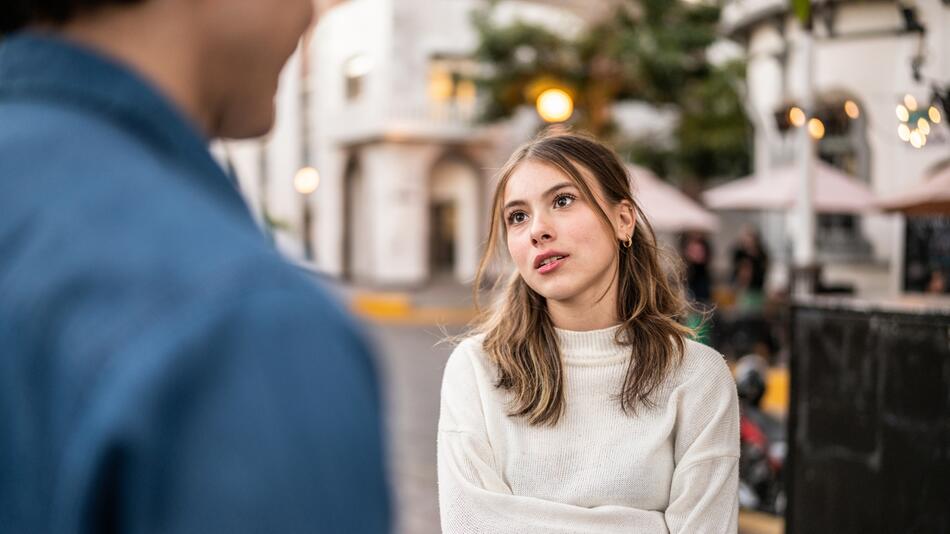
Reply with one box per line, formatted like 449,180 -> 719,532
437,132 -> 739,533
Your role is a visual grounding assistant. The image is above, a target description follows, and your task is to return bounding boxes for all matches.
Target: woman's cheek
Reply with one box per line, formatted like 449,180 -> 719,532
507,235 -> 531,272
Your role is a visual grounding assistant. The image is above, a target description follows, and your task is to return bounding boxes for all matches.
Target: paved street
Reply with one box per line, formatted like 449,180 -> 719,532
367,323 -> 462,534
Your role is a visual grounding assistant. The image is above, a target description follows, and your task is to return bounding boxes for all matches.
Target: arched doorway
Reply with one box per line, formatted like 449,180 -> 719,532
428,154 -> 481,282
343,152 -> 369,281
814,93 -> 872,260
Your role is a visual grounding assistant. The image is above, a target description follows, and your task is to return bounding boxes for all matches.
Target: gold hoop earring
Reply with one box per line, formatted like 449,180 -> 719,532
623,236 -> 633,249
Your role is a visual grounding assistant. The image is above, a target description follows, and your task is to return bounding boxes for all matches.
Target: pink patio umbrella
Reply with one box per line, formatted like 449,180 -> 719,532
702,160 -> 878,213
627,164 -> 719,233
876,164 -> 950,215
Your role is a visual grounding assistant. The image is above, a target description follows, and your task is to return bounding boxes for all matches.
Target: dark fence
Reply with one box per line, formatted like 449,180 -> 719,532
788,298 -> 950,533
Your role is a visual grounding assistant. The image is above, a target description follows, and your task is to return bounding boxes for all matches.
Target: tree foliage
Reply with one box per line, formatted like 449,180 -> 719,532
472,0 -> 752,182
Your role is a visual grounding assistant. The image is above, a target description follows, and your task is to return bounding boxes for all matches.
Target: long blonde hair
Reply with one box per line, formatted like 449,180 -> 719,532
472,131 -> 694,426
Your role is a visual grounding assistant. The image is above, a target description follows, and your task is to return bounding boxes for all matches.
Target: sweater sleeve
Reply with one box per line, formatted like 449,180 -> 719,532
664,346 -> 740,533
437,342 -> 669,534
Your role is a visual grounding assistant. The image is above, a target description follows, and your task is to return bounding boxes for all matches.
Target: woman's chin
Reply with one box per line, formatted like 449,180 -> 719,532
529,280 -> 581,304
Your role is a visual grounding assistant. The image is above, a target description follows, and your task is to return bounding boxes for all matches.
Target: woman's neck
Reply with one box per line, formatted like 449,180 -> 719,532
546,285 -> 620,331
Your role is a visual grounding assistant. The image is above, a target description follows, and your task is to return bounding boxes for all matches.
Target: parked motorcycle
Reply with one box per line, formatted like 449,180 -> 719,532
735,354 -> 787,515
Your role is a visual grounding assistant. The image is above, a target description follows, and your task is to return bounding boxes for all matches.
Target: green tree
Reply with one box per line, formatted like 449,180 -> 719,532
472,0 -> 751,183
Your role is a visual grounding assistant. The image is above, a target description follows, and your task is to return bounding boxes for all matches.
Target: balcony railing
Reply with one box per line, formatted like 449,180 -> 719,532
323,99 -> 487,144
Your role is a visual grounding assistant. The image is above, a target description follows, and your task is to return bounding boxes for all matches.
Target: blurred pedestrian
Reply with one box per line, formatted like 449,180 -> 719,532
0,1 -> 389,533
680,231 -> 713,306
679,231 -> 713,344
926,268 -> 947,294
438,132 -> 738,533
731,225 -> 769,312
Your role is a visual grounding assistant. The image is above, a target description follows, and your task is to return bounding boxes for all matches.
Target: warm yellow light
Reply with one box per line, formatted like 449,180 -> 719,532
428,68 -> 453,102
788,107 -> 806,127
929,106 -> 942,124
896,105 -> 909,122
903,94 -> 918,111
294,167 -> 320,195
909,130 -> 923,148
456,80 -> 477,104
807,118 -> 825,139
898,124 -> 911,141
844,100 -> 860,119
536,88 -> 574,123
917,118 -> 931,135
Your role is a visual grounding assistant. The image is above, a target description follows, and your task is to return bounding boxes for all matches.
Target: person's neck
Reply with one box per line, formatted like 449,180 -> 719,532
53,5 -> 211,135
546,281 -> 620,332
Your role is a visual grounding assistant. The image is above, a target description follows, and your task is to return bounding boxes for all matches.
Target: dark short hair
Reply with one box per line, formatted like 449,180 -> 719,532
1,0 -> 146,35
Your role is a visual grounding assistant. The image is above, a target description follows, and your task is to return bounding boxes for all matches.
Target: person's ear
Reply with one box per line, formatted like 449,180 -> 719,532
615,200 -> 636,241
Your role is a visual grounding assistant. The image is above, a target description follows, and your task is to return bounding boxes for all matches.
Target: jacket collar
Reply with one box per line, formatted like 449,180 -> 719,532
0,32 -> 245,206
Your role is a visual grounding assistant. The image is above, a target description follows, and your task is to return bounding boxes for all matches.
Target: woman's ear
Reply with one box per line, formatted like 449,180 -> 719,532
615,200 -> 636,240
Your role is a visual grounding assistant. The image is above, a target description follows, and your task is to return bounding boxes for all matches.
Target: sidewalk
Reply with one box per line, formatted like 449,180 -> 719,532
327,276 -> 480,326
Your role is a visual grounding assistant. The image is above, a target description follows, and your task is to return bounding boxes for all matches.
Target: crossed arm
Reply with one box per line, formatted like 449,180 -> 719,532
436,346 -> 739,534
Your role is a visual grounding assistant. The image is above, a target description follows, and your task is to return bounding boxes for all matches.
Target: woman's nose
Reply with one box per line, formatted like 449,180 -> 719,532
530,215 -> 555,246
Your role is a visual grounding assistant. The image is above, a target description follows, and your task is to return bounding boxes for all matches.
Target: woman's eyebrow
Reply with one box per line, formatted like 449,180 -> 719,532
503,182 -> 576,211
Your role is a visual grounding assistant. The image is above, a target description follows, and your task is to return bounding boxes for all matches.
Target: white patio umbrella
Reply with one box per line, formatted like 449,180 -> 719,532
702,160 -> 878,214
627,164 -> 719,233
876,164 -> 950,215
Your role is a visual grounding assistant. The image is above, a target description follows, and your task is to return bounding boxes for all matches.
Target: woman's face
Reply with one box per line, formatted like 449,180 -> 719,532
502,160 -> 634,307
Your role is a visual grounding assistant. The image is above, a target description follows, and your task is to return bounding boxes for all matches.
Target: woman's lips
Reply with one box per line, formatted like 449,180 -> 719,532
537,256 -> 567,274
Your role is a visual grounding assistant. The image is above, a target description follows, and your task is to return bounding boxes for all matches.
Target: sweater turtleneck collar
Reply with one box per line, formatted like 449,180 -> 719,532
554,324 -> 629,364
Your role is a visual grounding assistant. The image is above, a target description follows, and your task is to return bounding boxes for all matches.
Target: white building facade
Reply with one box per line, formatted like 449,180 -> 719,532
720,0 -> 950,292
219,0 -> 593,287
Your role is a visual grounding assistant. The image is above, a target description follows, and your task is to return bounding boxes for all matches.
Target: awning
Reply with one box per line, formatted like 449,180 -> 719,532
876,164 -> 950,215
702,160 -> 878,214
627,164 -> 719,233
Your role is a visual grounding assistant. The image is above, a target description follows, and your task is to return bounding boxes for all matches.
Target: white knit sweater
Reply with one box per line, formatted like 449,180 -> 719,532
437,325 -> 739,534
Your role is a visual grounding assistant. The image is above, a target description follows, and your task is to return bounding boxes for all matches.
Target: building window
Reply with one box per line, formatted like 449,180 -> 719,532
815,97 -> 873,260
428,55 -> 479,118
344,53 -> 373,101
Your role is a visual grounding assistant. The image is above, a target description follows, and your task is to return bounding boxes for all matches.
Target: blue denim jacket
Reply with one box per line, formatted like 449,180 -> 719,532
0,33 -> 390,533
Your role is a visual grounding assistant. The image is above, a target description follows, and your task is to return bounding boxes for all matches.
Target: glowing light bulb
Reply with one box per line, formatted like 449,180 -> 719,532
535,88 -> 574,123
294,167 -> 320,195
898,124 -> 911,141
904,94 -> 918,111
929,106 -> 942,124
807,118 -> 825,140
789,107 -> 806,127
896,105 -> 909,122
844,100 -> 860,119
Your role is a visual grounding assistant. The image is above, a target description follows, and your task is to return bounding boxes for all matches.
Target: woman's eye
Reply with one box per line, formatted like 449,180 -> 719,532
507,211 -> 527,225
554,194 -> 576,208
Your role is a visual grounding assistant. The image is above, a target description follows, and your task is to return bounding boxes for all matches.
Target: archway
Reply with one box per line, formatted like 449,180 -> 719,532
428,154 -> 481,282
343,152 -> 368,281
814,92 -> 872,260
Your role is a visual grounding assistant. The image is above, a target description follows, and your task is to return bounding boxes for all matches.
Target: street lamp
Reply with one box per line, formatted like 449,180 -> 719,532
294,166 -> 320,261
536,88 -> 574,123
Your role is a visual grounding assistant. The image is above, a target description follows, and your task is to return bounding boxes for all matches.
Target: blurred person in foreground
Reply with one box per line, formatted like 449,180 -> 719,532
0,1 -> 389,533
437,132 -> 738,533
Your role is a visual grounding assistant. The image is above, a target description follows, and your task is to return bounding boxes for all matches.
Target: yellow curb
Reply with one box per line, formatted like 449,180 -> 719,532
348,291 -> 477,326
738,510 -> 784,534
357,306 -> 477,326
350,292 -> 412,319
